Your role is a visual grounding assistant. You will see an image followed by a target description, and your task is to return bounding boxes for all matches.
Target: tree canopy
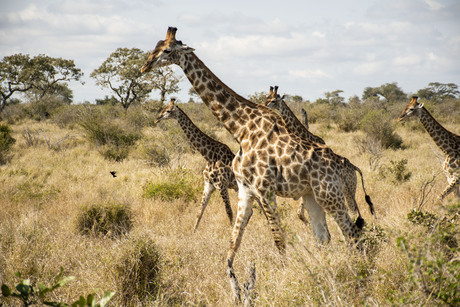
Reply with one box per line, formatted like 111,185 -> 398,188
362,82 -> 407,102
91,47 -> 182,109
0,54 -> 82,112
416,82 -> 459,102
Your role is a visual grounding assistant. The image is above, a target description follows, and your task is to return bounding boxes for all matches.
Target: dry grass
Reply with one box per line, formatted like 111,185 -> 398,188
0,105 -> 459,306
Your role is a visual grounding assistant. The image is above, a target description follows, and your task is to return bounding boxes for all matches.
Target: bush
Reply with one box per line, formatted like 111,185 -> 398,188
76,202 -> 134,237
379,159 -> 412,183
396,204 -> 460,305
360,109 -> 403,149
143,168 -> 201,202
335,107 -> 363,132
0,124 -> 16,164
117,237 -> 161,305
78,106 -> 142,161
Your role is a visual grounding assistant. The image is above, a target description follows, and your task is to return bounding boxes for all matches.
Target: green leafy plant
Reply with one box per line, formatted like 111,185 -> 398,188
1,268 -> 114,306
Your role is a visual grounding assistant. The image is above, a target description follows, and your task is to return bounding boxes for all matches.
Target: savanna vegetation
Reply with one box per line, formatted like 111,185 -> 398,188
1,51 -> 459,306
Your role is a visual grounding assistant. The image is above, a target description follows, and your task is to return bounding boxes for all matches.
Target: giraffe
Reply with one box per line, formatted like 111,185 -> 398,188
265,86 -> 375,220
301,108 -> 309,130
155,98 -> 237,231
141,27 -> 364,267
398,96 -> 460,200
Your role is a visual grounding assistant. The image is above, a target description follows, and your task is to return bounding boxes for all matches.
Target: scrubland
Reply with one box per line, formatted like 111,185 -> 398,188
0,98 -> 459,306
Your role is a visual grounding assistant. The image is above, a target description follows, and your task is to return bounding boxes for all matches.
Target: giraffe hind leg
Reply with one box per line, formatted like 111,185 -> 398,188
218,186 -> 234,226
440,176 -> 460,200
194,181 -> 216,232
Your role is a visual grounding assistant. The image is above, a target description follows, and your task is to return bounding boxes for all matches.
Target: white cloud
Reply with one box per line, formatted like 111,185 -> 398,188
353,62 -> 384,75
288,69 -> 331,81
393,55 -> 423,66
425,0 -> 445,10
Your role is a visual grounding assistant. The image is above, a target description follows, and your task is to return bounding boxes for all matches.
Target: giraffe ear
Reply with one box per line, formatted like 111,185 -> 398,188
280,95 -> 286,100
180,44 -> 195,53
417,103 -> 424,109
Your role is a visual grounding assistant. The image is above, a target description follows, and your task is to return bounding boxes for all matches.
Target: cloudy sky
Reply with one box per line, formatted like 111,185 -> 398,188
1,0 -> 459,103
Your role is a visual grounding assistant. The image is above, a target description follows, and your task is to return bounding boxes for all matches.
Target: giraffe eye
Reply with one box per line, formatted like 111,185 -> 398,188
164,49 -> 172,54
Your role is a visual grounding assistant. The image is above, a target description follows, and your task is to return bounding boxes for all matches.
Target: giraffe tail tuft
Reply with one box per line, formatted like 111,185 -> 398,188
365,194 -> 375,215
355,216 -> 365,230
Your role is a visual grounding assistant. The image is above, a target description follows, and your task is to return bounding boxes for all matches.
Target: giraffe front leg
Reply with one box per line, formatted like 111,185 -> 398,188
227,184 -> 254,264
194,181 -> 216,232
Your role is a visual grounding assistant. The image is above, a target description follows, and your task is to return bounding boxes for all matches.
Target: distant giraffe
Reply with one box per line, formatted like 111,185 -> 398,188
265,86 -> 374,219
156,99 -> 237,231
301,108 -> 309,130
142,27 -> 365,266
398,96 -> 460,199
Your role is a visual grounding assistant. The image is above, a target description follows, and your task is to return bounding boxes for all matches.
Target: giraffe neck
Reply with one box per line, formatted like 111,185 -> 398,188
277,101 -> 305,136
175,106 -> 229,162
178,53 -> 260,141
277,101 -> 325,145
418,107 -> 459,156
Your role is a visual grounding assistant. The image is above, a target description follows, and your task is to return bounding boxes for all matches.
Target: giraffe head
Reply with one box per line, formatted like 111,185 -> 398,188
155,98 -> 179,123
265,86 -> 286,110
398,96 -> 424,121
141,27 -> 195,73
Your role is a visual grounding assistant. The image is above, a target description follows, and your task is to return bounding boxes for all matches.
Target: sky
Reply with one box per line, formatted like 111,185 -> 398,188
1,0 -> 459,103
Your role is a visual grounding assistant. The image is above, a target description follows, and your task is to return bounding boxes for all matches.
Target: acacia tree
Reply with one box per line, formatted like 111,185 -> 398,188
150,67 -> 182,103
91,48 -> 152,110
91,48 -> 182,109
417,82 -> 459,102
0,54 -> 82,112
362,82 -> 407,102
28,55 -> 82,102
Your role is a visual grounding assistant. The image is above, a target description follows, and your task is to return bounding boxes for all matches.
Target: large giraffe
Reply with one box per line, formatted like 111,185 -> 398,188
155,98 -> 237,231
265,86 -> 375,218
398,96 -> 460,199
141,27 -> 364,266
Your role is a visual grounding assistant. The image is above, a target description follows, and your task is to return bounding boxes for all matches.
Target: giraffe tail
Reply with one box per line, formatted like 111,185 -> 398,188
355,216 -> 365,229
352,162 -> 375,216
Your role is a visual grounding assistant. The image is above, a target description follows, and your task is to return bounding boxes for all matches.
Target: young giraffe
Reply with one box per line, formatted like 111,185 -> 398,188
265,86 -> 375,219
141,27 -> 364,267
155,98 -> 237,231
398,96 -> 460,199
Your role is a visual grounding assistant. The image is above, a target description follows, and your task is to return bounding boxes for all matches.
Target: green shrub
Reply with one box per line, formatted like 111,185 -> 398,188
143,168 -> 201,202
25,97 -> 66,121
79,107 -> 142,161
0,124 -> 16,164
117,237 -> 161,305
395,205 -> 460,305
76,202 -> 134,237
335,107 -> 362,132
379,159 -> 412,183
360,109 -> 403,149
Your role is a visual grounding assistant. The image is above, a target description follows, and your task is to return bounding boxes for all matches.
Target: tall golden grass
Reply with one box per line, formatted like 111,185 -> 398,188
0,101 -> 459,306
